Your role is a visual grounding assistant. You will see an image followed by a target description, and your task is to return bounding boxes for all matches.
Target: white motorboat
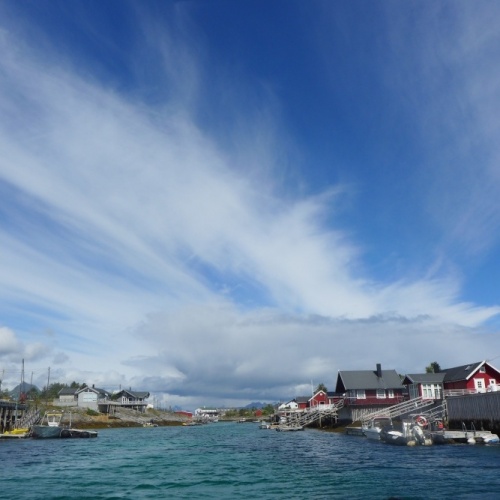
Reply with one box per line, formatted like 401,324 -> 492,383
362,417 -> 392,440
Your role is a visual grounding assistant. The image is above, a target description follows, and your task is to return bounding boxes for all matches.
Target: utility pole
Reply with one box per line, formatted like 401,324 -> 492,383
21,359 -> 25,396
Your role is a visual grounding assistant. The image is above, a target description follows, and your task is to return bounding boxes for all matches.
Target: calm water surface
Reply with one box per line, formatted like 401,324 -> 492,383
2,422 -> 500,499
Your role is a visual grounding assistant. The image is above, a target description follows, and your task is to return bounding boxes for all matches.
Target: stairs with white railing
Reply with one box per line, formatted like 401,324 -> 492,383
360,396 -> 436,426
278,399 -> 345,430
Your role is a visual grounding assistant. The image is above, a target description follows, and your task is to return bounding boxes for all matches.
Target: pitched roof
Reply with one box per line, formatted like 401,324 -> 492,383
336,369 -> 403,392
441,361 -> 484,382
295,396 -> 310,404
76,385 -> 111,397
58,387 -> 78,396
404,361 -> 500,384
404,373 -> 445,384
116,389 -> 150,399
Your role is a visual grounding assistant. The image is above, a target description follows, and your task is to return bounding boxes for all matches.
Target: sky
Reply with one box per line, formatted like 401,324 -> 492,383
1,0 -> 500,410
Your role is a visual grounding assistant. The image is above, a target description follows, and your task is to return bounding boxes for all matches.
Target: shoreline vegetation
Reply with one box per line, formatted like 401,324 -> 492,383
37,407 -> 190,429
35,407 -> 279,429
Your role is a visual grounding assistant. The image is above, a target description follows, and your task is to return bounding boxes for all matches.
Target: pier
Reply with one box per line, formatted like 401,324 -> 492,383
0,400 -> 27,433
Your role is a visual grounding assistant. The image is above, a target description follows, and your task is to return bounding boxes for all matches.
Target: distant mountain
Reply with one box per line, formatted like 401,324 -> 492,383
244,402 -> 274,409
9,382 -> 40,399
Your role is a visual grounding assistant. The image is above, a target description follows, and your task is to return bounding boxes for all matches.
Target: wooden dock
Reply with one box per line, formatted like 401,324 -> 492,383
440,429 -> 498,443
0,400 -> 27,433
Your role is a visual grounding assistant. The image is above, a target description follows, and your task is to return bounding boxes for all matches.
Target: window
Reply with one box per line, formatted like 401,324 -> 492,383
356,390 -> 366,399
480,366 -> 486,373
376,389 -> 386,399
422,384 -> 440,399
490,379 -> 496,386
387,389 -> 394,398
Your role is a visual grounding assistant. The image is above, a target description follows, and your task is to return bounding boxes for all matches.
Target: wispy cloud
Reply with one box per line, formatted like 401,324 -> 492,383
0,5 -> 499,406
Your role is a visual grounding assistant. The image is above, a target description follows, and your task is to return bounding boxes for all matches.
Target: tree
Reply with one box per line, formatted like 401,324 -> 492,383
39,382 -> 66,400
262,404 -> 275,415
426,362 -> 441,373
315,383 -> 328,393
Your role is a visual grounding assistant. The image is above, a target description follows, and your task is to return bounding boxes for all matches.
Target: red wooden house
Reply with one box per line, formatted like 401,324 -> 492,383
278,390 -> 332,415
334,364 -> 406,423
441,361 -> 500,394
404,361 -> 500,399
402,372 -> 444,400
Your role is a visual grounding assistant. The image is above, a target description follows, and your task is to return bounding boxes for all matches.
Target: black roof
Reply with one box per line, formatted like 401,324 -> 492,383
336,369 -> 403,392
116,389 -> 150,399
404,373 -> 445,384
58,387 -> 78,396
441,361 -> 483,383
295,396 -> 310,404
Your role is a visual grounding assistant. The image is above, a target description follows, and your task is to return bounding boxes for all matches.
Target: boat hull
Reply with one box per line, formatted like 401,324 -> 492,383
32,425 -> 62,439
363,428 -> 382,440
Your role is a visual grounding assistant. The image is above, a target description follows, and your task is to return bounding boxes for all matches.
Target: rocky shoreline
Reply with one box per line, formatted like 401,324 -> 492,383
44,407 -> 189,429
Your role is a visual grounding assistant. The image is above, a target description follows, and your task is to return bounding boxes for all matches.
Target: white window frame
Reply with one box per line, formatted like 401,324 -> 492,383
356,390 -> 366,399
474,378 -> 485,392
387,389 -> 395,398
422,383 -> 440,399
376,389 -> 386,399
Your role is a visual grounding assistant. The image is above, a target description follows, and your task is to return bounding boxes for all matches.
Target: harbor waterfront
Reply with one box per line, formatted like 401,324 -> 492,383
2,422 -> 500,499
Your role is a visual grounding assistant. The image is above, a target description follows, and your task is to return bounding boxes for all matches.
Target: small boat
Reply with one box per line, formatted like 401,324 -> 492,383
32,412 -> 97,439
0,428 -> 31,439
380,418 -> 433,446
32,412 -> 65,439
362,417 -> 392,440
276,425 -> 304,432
482,434 -> 499,444
259,422 -> 271,429
143,422 -> 158,427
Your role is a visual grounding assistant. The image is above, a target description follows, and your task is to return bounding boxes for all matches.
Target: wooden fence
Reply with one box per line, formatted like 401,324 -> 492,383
446,392 -> 500,422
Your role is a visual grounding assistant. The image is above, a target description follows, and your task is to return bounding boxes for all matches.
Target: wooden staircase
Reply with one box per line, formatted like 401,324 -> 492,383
278,399 -> 344,430
15,407 -> 41,429
360,396 -> 436,426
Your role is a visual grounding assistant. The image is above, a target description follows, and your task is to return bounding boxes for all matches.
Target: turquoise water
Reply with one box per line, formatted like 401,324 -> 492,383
2,423 -> 500,499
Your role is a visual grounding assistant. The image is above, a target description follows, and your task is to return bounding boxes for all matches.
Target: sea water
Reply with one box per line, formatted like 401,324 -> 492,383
2,422 -> 500,499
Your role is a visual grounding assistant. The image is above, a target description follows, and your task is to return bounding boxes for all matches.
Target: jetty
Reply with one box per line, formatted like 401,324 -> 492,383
0,400 -> 28,434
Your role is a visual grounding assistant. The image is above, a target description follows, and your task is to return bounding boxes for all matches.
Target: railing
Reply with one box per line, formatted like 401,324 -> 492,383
360,397 -> 435,426
52,400 -> 79,407
344,395 -> 406,406
443,388 -> 499,397
17,408 -> 41,428
278,399 -> 344,430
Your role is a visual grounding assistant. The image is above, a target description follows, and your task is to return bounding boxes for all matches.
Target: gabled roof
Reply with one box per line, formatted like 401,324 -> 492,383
76,385 -> 111,397
295,396 -> 310,404
58,387 -> 78,396
404,373 -> 445,384
404,361 -> 500,385
309,390 -> 327,401
336,369 -> 403,392
441,361 -> 484,382
116,389 -> 150,399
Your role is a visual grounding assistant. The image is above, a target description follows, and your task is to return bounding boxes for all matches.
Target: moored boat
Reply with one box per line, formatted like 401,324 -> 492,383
276,425 -> 304,432
32,412 -> 97,439
380,418 -> 433,446
32,412 -> 64,439
0,428 -> 31,439
362,417 -> 392,440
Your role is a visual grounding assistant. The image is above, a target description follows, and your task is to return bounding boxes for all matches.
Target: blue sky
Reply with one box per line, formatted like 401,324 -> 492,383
1,1 -> 500,409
